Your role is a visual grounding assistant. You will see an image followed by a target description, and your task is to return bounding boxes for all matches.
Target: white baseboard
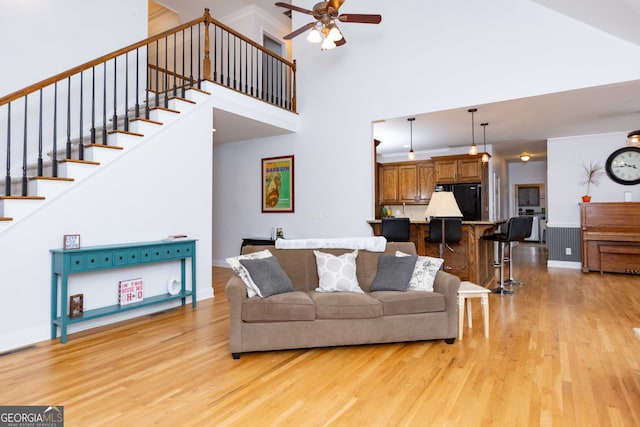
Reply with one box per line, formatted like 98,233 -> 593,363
547,260 -> 582,270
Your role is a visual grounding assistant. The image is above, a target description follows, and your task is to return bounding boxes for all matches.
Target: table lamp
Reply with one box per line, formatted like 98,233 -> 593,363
425,191 -> 463,260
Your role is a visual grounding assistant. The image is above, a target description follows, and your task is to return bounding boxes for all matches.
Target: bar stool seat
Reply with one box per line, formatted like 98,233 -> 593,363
457,281 -> 490,340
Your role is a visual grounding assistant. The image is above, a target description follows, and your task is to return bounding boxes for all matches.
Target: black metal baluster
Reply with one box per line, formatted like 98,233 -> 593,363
173,32 -> 177,99
91,67 -> 96,144
124,53 -> 129,132
145,46 -> 150,119
5,102 -> 11,195
135,48 -> 140,119
52,83 -> 58,177
78,71 -> 84,160
189,26 -> 194,89
155,41 -> 160,108
164,36 -> 169,108
102,62 -> 107,145
22,96 -> 28,195
66,77 -> 72,159
198,23 -> 203,87
112,57 -> 118,131
181,29 -> 186,97
251,45 -> 255,96
37,89 -> 43,177
233,34 -> 237,89
244,42 -> 248,94
226,31 -> 230,87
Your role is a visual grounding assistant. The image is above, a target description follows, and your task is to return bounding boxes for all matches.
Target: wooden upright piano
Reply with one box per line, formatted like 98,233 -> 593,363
580,202 -> 640,274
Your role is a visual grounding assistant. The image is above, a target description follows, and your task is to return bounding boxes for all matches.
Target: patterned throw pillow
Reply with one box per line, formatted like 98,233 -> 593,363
396,251 -> 444,292
225,249 -> 273,297
313,250 -> 363,293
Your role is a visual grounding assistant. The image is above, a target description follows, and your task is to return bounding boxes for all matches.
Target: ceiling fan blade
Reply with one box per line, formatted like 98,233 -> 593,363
328,0 -> 346,11
338,14 -> 382,24
335,36 -> 347,47
274,2 -> 314,15
283,22 -> 316,40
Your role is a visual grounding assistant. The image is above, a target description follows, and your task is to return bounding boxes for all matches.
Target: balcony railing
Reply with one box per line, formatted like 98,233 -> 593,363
0,8 -> 296,197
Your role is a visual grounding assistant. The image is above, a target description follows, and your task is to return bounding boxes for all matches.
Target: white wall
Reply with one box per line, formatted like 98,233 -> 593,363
547,132 -> 640,227
0,0 -> 147,97
212,0 -> 640,265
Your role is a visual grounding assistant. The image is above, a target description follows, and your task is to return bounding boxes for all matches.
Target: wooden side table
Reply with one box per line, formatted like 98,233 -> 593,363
457,281 -> 490,340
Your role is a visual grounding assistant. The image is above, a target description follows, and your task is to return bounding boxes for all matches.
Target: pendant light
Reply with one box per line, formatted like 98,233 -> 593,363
468,108 -> 478,155
408,117 -> 416,160
481,122 -> 490,163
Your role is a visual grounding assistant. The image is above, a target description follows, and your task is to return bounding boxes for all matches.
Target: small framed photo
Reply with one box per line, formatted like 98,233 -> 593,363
262,155 -> 294,213
69,294 -> 83,318
63,234 -> 81,250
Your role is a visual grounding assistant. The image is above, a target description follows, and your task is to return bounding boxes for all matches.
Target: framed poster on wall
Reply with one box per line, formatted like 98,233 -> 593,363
262,155 -> 294,213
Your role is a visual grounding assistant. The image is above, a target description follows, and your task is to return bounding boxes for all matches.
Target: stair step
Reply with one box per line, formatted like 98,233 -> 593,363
0,196 -> 46,218
28,176 -> 74,200
168,96 -> 196,112
58,159 -> 100,182
84,144 -> 124,164
106,130 -> 144,150
149,106 -> 180,123
129,118 -> 163,136
185,87 -> 211,103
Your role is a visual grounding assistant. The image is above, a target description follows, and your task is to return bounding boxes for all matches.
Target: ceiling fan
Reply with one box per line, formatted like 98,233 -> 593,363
275,1 -> 382,50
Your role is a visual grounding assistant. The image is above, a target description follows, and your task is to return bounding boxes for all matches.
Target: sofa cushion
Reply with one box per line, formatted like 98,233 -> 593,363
313,250 -> 364,293
369,290 -> 446,316
226,249 -> 273,298
370,255 -> 417,292
242,291 -> 316,322
310,291 -> 383,319
239,256 -> 294,298
397,251 -> 443,292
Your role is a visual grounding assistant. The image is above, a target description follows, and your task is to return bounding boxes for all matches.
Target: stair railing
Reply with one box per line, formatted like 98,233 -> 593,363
0,8 -> 296,197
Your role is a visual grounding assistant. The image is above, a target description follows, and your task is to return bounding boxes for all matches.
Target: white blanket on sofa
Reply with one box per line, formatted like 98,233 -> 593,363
275,236 -> 387,252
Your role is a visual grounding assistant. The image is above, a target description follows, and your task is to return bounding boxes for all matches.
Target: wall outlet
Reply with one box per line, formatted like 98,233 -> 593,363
565,248 -> 572,256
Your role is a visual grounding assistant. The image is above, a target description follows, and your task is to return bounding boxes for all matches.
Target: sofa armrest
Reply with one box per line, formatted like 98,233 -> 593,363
225,275 -> 248,354
433,270 -> 461,339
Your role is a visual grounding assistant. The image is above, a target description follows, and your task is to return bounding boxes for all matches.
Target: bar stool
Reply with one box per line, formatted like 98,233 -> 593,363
381,218 -> 410,242
458,281 -> 490,340
503,215 -> 533,287
482,217 -> 530,295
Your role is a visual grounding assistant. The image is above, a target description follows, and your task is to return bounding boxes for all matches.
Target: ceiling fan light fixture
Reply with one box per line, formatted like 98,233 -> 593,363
468,108 -> 478,156
628,130 -> 640,146
321,37 -> 336,50
306,27 -> 322,43
327,24 -> 343,42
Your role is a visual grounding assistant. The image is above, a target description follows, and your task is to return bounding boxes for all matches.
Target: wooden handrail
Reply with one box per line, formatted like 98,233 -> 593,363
0,8 -> 295,106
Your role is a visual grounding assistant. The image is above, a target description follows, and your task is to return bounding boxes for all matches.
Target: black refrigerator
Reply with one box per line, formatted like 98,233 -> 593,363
438,183 -> 482,221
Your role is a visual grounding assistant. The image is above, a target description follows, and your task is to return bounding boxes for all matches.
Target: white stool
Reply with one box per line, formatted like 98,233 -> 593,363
457,281 -> 490,340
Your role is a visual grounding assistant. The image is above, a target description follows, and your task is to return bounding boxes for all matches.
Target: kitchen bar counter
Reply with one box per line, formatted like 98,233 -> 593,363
368,219 -> 501,288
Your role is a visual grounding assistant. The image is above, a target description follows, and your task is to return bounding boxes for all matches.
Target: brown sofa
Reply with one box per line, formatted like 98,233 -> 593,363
225,242 -> 460,359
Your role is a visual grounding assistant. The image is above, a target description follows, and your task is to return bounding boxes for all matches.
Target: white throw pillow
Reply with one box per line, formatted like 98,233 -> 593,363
396,251 -> 443,292
313,250 -> 363,293
226,249 -> 273,297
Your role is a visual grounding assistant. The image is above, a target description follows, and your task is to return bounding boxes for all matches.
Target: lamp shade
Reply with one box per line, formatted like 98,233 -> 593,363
425,191 -> 463,218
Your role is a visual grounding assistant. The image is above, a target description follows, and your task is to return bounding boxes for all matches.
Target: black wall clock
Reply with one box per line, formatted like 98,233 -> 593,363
605,146 -> 640,185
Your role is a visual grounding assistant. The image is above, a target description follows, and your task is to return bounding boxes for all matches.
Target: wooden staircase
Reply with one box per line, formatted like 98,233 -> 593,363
0,88 -> 211,232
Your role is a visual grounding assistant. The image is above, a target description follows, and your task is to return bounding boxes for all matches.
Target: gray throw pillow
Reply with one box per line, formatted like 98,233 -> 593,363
239,256 -> 295,297
370,255 -> 418,292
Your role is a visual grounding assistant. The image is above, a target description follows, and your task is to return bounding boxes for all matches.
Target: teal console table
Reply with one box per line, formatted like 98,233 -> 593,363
51,239 -> 197,343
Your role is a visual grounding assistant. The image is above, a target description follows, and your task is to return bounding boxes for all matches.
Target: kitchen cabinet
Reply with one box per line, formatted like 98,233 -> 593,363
378,161 -> 435,205
432,154 -> 485,184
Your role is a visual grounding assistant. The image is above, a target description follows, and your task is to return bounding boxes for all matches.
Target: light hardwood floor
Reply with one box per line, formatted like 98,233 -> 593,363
1,243 -> 639,426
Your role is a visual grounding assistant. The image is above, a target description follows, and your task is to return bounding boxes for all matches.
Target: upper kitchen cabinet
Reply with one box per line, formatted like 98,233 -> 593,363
432,154 -> 486,184
378,161 -> 436,205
